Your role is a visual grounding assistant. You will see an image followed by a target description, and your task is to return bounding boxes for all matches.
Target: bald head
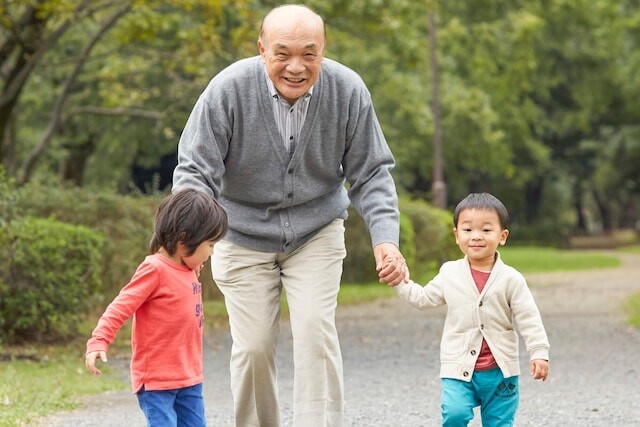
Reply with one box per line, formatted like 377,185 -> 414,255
259,4 -> 325,49
257,4 -> 326,104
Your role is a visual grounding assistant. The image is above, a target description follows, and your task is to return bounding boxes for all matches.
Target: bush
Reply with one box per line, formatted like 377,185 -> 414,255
343,197 -> 458,283
0,217 -> 104,344
508,220 -> 571,248
342,208 -> 395,283
0,168 -> 18,227
13,179 -> 161,301
399,197 -> 460,279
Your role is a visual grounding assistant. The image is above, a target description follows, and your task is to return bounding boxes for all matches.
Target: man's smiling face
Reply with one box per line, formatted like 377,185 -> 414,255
258,7 -> 325,104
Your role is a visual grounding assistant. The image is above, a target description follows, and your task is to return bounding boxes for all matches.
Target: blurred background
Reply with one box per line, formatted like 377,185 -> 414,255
1,0 -> 639,343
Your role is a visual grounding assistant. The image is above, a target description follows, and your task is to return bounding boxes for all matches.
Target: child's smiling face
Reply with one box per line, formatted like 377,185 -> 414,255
453,208 -> 509,270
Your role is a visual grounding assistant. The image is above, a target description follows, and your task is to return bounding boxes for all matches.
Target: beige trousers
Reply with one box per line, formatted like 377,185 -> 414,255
212,219 -> 347,427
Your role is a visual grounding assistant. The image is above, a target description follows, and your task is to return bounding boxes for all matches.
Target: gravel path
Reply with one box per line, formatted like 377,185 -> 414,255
38,252 -> 640,426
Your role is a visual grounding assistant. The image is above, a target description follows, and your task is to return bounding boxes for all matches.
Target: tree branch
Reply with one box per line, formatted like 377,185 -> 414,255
68,106 -> 164,120
19,2 -> 131,185
0,0 -> 92,109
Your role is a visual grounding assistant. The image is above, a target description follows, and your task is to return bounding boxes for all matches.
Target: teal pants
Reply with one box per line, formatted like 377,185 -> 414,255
441,368 -> 519,427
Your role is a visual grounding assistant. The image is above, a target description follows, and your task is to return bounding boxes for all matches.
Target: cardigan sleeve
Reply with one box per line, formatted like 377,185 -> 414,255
395,277 -> 446,309
510,275 -> 550,361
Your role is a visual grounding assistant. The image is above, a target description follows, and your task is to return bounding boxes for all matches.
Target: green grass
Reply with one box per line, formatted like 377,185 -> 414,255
620,245 -> 640,253
499,246 -> 621,272
338,281 -> 395,304
1,246 -> 635,426
0,344 -> 126,426
626,292 -> 640,328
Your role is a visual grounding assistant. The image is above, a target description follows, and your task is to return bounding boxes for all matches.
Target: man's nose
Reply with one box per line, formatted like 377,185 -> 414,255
286,57 -> 305,73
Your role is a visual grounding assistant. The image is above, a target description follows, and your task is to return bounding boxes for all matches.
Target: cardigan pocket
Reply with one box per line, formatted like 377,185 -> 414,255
488,329 -> 518,358
440,331 -> 471,359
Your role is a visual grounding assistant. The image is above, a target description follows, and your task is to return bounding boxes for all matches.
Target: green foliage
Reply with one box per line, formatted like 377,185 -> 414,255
626,292 -> 640,328
13,179 -> 162,301
343,208 -> 379,283
399,197 -> 460,279
343,197 -> 458,283
499,246 -> 620,273
2,0 -> 640,238
0,170 -> 162,308
398,209 -> 416,269
0,168 -> 18,227
0,345 -> 126,426
0,217 -> 104,344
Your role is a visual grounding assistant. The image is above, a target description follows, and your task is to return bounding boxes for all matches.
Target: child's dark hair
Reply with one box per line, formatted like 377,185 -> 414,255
149,188 -> 228,256
453,193 -> 509,229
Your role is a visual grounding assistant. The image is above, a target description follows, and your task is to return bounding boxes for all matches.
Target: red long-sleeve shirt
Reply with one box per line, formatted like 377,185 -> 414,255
86,253 -> 204,393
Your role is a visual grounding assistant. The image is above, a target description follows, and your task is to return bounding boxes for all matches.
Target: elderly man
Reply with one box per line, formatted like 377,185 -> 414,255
173,4 -> 407,426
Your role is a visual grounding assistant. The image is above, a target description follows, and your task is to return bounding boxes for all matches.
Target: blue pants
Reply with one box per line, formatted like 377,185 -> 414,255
441,369 -> 519,427
136,383 -> 205,427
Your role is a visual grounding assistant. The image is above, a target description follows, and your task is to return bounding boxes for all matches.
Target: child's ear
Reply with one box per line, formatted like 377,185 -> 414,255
499,229 -> 509,245
176,240 -> 188,255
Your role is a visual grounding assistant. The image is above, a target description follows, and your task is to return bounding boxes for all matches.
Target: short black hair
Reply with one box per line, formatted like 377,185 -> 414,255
149,188 -> 228,256
453,193 -> 509,229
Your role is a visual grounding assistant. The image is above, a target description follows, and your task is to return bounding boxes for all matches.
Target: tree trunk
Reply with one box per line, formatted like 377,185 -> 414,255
592,186 -> 613,232
524,179 -> 543,223
0,4 -> 45,167
428,11 -> 446,209
59,134 -> 98,186
572,180 -> 587,233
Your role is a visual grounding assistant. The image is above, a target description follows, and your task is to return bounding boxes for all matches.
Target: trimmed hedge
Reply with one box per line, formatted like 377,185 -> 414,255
0,217 -> 104,344
13,179 -> 161,302
0,169 -> 460,344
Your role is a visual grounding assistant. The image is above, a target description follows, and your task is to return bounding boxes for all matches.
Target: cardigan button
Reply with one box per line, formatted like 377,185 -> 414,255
471,350 -> 476,356
463,371 -> 469,377
479,301 -> 483,306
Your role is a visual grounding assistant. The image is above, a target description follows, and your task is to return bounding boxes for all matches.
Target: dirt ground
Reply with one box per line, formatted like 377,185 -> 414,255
36,251 -> 640,426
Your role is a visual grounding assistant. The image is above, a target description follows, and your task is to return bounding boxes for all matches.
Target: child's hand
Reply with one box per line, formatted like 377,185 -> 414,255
375,244 -> 410,287
530,359 -> 549,381
86,350 -> 108,376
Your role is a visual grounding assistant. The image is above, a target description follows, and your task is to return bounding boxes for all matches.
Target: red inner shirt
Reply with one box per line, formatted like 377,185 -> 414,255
470,268 -> 498,371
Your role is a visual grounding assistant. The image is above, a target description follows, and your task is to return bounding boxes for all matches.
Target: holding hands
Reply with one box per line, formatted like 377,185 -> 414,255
374,243 -> 410,286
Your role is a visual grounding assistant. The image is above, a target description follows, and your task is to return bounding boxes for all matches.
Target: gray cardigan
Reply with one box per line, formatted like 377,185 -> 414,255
173,56 -> 399,253
395,254 -> 550,381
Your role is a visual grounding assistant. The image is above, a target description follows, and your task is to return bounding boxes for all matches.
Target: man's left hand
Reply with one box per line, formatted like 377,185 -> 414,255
374,243 -> 410,286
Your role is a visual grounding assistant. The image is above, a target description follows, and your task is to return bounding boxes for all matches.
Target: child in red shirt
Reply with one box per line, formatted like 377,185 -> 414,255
85,188 -> 227,426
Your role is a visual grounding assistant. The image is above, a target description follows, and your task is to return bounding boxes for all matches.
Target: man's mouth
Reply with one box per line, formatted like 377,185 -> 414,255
284,77 -> 305,83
